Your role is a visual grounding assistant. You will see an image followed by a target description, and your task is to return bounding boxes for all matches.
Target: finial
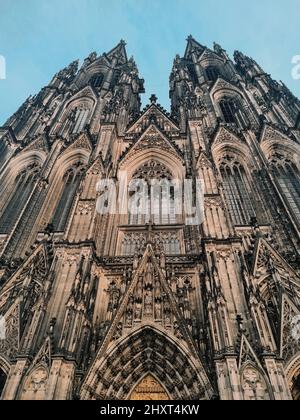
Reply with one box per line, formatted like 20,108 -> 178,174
187,35 -> 194,41
150,94 -> 157,104
120,39 -> 126,46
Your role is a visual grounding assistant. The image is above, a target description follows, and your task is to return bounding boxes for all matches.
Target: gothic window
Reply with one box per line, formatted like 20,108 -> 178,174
90,73 -> 104,89
187,64 -> 198,85
0,138 -> 8,168
52,164 -> 84,231
219,98 -> 238,124
220,157 -> 256,225
271,158 -> 300,222
128,160 -> 177,225
0,163 -> 40,234
72,106 -> 90,134
0,368 -> 7,398
206,66 -> 219,82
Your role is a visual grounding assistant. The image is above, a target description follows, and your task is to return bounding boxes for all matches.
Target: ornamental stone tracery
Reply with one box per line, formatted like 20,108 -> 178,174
0,37 -> 299,401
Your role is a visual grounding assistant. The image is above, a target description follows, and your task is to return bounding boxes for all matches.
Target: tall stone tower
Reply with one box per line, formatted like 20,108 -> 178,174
0,37 -> 299,400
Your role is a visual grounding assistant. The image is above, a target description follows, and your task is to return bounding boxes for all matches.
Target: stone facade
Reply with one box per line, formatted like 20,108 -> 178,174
0,37 -> 300,400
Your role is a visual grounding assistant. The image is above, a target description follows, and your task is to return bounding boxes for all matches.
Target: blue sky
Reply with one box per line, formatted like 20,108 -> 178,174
0,0 -> 299,124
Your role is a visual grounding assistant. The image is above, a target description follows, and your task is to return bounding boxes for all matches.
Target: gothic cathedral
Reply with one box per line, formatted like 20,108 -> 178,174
0,37 -> 300,401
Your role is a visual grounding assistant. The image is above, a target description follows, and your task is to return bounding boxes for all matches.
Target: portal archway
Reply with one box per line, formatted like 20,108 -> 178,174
285,354 -> 300,400
81,326 -> 214,400
291,373 -> 300,400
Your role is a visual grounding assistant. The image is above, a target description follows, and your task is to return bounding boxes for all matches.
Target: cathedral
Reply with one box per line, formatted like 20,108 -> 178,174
0,36 -> 300,401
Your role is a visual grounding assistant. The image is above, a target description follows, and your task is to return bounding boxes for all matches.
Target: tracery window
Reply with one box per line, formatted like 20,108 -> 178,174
72,106 -> 90,134
271,157 -> 300,222
220,156 -> 256,225
0,163 -> 40,234
52,164 -> 84,231
128,160 -> 177,225
206,66 -> 219,82
219,98 -> 238,124
90,73 -> 104,89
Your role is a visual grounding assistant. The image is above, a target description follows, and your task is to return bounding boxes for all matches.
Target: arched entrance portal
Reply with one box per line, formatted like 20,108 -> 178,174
129,374 -> 170,400
0,368 -> 7,398
81,326 -> 214,400
286,355 -> 300,401
291,373 -> 300,400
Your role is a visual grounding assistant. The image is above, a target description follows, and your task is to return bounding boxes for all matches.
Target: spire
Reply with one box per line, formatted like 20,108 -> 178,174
184,35 -> 205,59
106,39 -> 128,65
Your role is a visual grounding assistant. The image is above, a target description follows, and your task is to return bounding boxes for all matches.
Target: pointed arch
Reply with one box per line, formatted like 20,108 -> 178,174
285,353 -> 300,400
52,91 -> 96,136
80,325 -> 214,400
119,147 -> 185,183
127,159 -> 178,226
261,134 -> 300,224
211,80 -> 254,127
212,133 -> 262,226
0,150 -> 45,234
240,362 -> 272,400
38,149 -> 90,233
0,150 -> 46,214
19,363 -> 49,400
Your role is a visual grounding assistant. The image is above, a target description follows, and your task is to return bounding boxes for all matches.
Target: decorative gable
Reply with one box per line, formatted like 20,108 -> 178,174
99,244 -> 198,352
67,133 -> 93,152
23,135 -> 49,154
127,103 -> 180,136
211,78 -> 241,97
121,124 -> 184,166
212,126 -> 246,150
261,125 -> 292,145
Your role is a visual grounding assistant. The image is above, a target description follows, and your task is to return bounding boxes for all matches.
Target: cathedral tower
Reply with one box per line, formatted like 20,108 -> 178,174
0,37 -> 299,400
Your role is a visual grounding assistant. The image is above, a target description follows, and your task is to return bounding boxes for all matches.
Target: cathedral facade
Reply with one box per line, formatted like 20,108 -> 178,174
0,37 -> 300,400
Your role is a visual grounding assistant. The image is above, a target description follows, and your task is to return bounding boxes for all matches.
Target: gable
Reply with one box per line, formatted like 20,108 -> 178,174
66,133 -> 93,153
120,124 -> 184,166
23,135 -> 49,154
238,335 -> 263,369
198,48 -> 224,64
211,126 -> 247,151
68,85 -> 97,105
261,125 -> 292,146
184,36 -> 206,60
97,244 -> 199,356
211,78 -> 242,97
126,103 -> 180,136
252,238 -> 300,284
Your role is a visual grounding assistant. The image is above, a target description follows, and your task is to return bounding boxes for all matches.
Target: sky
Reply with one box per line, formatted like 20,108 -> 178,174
0,0 -> 299,124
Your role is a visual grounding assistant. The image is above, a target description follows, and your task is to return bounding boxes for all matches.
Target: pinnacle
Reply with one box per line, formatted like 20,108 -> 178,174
149,94 -> 158,104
